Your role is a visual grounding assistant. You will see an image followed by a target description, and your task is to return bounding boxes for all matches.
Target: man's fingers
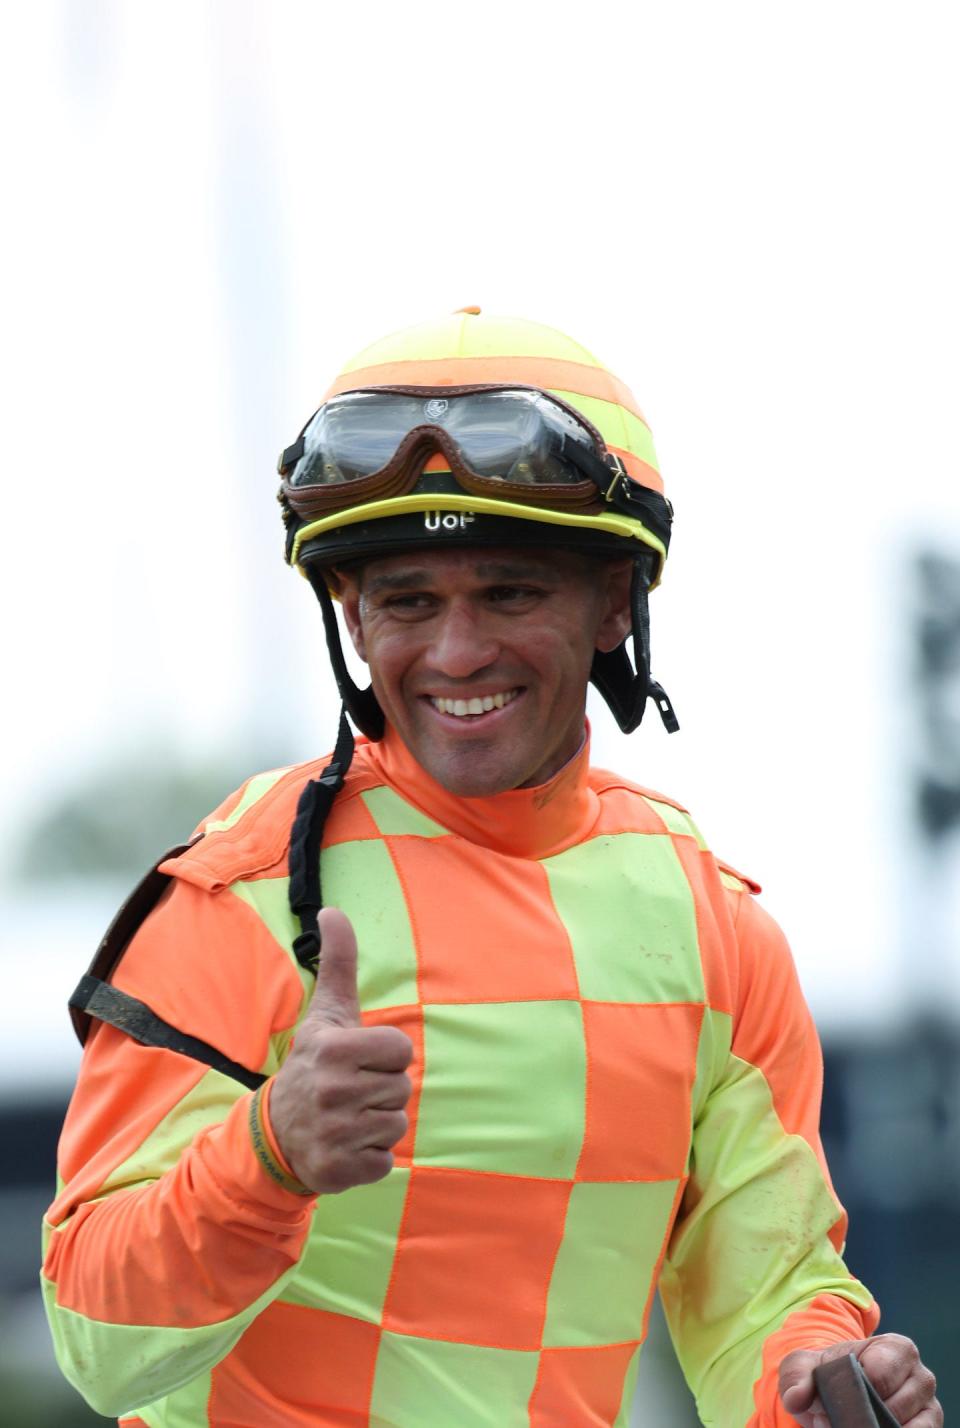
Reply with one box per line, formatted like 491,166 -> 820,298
859,1333 -> 918,1400
779,1338 -> 940,1428
324,1147 -> 395,1193
859,1335 -> 939,1426
359,1109 -> 409,1150
779,1349 -> 821,1416
271,906 -> 416,1195
357,1025 -> 415,1073
779,1341 -> 871,1421
305,908 -> 361,1028
315,1025 -> 413,1073
357,1069 -> 413,1110
888,1383 -> 941,1427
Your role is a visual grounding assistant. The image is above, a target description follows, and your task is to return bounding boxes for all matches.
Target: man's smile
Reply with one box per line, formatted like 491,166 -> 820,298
426,687 -> 523,719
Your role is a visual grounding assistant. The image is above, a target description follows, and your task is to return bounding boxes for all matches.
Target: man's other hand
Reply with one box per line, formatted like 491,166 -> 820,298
778,1334 -> 941,1426
268,907 -> 414,1194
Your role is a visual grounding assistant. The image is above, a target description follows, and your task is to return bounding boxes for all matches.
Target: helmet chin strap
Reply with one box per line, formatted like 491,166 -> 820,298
304,558 -> 677,741
589,564 -> 679,734
304,566 -> 386,739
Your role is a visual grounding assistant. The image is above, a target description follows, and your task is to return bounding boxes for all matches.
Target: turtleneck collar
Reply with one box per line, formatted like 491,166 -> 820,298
363,722 -> 600,860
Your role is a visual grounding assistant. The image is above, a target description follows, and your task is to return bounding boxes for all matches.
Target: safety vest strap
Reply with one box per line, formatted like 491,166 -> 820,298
67,837 -> 267,1092
69,974 -> 266,1091
68,716 -> 358,1092
69,840 -> 196,1048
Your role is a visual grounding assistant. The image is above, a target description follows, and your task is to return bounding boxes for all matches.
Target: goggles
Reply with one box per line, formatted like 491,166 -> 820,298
279,384 -> 672,584
279,384 -> 661,520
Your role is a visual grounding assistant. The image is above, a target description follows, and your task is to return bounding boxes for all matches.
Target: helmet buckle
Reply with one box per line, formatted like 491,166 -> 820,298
602,452 -> 628,503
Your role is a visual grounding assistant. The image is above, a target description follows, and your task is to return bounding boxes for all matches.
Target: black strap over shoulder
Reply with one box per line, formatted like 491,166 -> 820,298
70,976 -> 266,1091
288,709 -> 355,974
69,718 -> 358,1089
69,840 -> 196,1047
67,837 -> 268,1091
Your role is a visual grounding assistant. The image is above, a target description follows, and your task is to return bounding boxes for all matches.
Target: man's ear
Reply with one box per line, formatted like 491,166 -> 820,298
337,573 -> 368,663
595,559 -> 634,653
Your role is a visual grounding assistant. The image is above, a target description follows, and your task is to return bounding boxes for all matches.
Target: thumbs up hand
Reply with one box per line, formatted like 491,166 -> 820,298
268,908 -> 414,1194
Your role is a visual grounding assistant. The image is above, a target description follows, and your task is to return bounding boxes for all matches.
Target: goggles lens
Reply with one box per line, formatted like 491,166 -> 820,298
287,388 -> 600,489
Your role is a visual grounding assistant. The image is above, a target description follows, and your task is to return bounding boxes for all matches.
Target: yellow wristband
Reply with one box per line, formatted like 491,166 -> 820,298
248,1083 -> 315,1197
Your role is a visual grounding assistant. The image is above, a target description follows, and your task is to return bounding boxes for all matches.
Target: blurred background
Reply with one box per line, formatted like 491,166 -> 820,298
1,2 -> 958,1423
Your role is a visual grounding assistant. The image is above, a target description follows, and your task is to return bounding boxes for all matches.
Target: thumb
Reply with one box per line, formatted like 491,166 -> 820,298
305,908 -> 361,1028
779,1340 -> 874,1422
779,1349 -> 822,1417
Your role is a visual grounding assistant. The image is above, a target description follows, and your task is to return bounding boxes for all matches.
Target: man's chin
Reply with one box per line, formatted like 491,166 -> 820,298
413,739 -> 525,799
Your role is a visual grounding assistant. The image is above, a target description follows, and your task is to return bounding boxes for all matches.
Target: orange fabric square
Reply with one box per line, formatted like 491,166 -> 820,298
577,1002 -> 704,1181
321,787 -> 383,848
671,836 -> 736,1015
387,839 -> 579,1002
382,1167 -> 572,1349
208,1303 -> 380,1425
529,1341 -> 640,1426
360,1004 -> 423,1167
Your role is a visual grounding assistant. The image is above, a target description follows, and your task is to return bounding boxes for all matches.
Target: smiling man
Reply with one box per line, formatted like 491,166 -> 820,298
338,548 -> 632,797
44,311 -> 939,1427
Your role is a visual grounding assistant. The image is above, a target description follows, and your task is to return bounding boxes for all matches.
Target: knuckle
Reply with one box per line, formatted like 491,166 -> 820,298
341,1150 -> 392,1188
777,1348 -> 812,1384
321,1144 -> 384,1193
364,1149 -> 394,1182
314,1080 -> 339,1112
322,1028 -> 360,1060
379,1026 -> 415,1060
383,1110 -> 408,1144
293,1027 -> 342,1068
865,1336 -> 905,1374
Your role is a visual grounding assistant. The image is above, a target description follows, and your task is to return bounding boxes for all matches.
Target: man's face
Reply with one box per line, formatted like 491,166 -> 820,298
338,546 -> 632,798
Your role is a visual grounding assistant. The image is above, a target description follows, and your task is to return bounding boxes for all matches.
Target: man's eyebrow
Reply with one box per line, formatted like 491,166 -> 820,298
472,561 -> 563,582
362,570 -> 433,594
362,561 -> 562,595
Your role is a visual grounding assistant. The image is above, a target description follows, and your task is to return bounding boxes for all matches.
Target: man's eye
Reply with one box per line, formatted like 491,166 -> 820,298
384,593 -> 433,611
488,585 -> 540,604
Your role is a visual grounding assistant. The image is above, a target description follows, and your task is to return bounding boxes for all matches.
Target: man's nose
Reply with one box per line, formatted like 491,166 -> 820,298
426,601 -> 499,678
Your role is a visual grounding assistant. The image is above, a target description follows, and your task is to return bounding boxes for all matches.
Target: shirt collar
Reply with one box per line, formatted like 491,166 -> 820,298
363,722 -> 600,859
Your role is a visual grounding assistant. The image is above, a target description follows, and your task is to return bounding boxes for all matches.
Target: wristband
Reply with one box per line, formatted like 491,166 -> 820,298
248,1082 -> 315,1196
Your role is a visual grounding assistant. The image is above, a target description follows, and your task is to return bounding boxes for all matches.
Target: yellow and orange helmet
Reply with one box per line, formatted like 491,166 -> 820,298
278,309 -> 677,736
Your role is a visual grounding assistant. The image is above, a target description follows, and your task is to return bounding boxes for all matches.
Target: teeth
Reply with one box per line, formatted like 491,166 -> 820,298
431,690 -> 519,718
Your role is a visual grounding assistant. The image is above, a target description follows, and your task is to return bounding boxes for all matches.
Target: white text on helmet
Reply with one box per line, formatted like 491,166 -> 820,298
424,512 -> 476,532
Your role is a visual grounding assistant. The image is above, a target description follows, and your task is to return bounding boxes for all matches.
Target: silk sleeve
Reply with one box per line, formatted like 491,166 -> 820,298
658,889 -> 879,1427
41,877 -> 313,1418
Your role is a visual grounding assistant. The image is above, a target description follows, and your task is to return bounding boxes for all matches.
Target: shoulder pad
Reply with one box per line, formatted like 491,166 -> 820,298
159,748 -> 377,892
590,765 -> 692,814
715,858 -> 762,895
